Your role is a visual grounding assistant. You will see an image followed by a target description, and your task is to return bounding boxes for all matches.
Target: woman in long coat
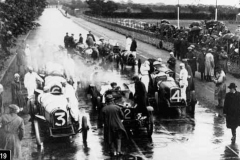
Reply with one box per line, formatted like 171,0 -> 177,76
205,49 -> 215,81
11,73 -> 26,112
0,104 -> 24,159
223,83 -> 240,143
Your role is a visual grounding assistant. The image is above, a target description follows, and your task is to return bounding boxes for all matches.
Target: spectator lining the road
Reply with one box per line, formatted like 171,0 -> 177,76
213,68 -> 226,108
219,47 -> 228,74
198,47 -> 206,81
205,48 -> 215,82
64,32 -> 69,48
223,83 -> 240,144
78,33 -> 83,44
0,104 -> 24,159
11,73 -> 25,112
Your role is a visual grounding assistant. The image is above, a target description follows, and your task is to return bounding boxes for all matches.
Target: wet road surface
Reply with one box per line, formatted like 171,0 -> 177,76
14,8 -> 240,160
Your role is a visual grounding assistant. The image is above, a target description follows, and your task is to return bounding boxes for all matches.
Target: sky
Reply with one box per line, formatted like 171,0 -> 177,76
117,0 -> 240,6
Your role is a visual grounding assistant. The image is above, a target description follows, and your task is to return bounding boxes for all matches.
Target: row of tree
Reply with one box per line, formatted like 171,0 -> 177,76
0,0 -> 47,55
63,0 -> 239,20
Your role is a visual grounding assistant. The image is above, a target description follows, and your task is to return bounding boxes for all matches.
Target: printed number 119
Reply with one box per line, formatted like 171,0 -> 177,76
0,150 -> 10,160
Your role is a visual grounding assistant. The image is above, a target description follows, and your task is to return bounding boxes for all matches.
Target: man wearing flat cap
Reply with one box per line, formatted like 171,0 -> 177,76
223,83 -> 240,143
0,104 -> 24,159
101,93 -> 127,156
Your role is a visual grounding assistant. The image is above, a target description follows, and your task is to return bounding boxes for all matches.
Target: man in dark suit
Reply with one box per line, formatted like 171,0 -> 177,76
223,83 -> 240,143
78,33 -> 83,44
64,32 -> 69,48
87,31 -> 95,42
101,94 -> 127,156
132,75 -> 148,116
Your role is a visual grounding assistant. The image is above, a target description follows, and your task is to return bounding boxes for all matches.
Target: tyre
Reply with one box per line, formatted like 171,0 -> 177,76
33,119 -> 43,147
147,113 -> 154,137
29,100 -> 36,119
82,116 -> 88,142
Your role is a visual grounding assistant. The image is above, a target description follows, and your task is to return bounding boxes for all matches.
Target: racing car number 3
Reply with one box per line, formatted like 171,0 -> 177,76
54,112 -> 67,126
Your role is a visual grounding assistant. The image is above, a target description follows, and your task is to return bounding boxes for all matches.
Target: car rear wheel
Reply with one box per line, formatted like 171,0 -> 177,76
33,119 -> 43,147
147,113 -> 154,137
82,116 -> 88,143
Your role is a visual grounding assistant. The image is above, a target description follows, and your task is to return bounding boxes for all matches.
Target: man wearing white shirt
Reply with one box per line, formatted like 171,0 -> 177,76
179,63 -> 188,101
125,35 -> 132,51
24,66 -> 44,99
61,80 -> 80,127
140,61 -> 150,92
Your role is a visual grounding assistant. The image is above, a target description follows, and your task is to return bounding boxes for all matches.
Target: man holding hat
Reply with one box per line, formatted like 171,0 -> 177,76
0,104 -> 24,159
223,83 -> 240,143
101,93 -> 127,156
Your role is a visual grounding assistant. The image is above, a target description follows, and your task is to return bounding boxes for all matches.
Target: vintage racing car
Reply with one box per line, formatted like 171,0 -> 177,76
30,64 -> 89,146
93,82 -> 154,137
148,59 -> 196,117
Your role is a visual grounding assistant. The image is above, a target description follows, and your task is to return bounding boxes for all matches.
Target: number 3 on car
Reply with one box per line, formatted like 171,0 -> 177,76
170,89 -> 181,102
54,111 -> 67,126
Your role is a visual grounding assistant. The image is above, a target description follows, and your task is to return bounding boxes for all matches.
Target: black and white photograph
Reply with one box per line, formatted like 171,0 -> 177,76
1,0 -> 240,159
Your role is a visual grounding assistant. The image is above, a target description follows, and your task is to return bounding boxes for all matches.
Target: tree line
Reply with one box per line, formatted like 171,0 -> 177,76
0,0 -> 47,56
62,0 -> 239,20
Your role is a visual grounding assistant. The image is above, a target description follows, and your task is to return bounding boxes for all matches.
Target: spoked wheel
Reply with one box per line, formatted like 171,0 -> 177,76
82,116 -> 89,143
33,119 -> 43,147
147,112 -> 154,137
